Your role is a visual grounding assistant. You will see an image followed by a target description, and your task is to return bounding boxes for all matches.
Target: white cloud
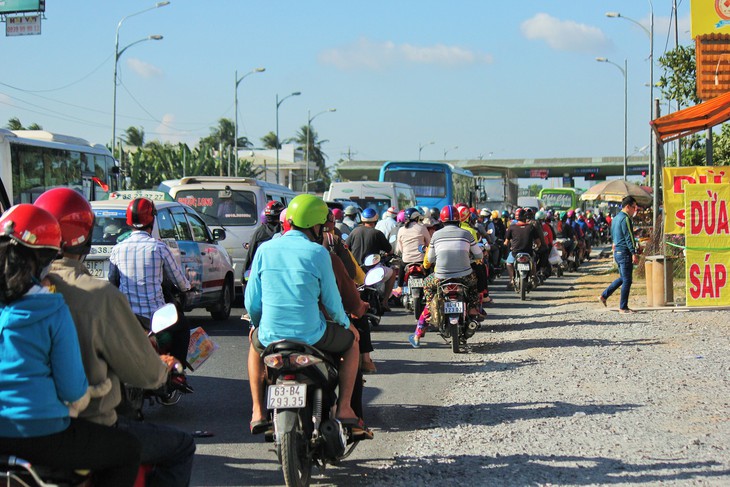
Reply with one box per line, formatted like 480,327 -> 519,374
319,37 -> 493,70
154,114 -> 186,144
0,93 -> 13,107
521,13 -> 610,53
126,58 -> 163,78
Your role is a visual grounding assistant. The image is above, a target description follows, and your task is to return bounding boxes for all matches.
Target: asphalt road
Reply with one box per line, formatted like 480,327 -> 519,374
145,270 -> 578,487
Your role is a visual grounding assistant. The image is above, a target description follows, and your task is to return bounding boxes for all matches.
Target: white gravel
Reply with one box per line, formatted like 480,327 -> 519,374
366,264 -> 730,486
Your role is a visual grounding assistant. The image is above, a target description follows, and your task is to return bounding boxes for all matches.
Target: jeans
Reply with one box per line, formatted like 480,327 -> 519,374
602,251 -> 634,310
116,416 -> 196,487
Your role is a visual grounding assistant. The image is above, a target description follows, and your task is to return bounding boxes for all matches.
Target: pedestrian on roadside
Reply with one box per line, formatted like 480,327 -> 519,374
599,195 -> 640,314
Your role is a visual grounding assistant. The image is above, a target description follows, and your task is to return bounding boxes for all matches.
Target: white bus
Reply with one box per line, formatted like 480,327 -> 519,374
0,129 -> 119,204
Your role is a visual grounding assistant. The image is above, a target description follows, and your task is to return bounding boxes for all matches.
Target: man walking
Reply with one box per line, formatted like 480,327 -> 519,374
599,195 -> 639,314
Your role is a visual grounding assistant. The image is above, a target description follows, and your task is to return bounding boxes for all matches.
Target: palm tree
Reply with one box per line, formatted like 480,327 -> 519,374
294,124 -> 330,189
260,131 -> 281,149
122,126 -> 145,147
6,118 -> 41,130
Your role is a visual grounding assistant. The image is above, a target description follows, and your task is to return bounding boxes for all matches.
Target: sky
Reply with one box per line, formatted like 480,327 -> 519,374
0,0 -> 692,168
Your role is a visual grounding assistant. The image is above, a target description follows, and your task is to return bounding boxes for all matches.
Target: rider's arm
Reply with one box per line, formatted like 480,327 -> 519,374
469,235 -> 483,261
244,252 -> 264,326
425,241 -> 436,268
108,260 -> 121,288
317,248 -> 350,329
50,303 -> 89,404
159,242 -> 192,292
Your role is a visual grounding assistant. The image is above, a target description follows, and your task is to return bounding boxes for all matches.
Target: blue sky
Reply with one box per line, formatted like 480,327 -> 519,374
0,1 -> 691,165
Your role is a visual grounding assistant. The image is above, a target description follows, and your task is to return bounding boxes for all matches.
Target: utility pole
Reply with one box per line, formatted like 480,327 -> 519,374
673,0 -> 681,166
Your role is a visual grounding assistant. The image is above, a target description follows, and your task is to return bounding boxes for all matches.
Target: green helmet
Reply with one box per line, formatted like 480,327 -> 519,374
287,194 -> 328,229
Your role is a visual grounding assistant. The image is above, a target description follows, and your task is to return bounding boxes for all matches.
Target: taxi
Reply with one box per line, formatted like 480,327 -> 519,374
87,190 -> 235,320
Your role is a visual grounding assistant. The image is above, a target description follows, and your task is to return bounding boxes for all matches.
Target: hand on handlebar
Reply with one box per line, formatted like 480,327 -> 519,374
160,354 -> 182,373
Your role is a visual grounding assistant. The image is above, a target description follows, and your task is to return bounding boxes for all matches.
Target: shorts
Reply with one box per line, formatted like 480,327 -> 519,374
251,321 -> 354,355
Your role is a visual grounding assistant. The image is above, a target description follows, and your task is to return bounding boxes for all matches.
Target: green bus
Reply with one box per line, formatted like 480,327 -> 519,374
538,187 -> 584,211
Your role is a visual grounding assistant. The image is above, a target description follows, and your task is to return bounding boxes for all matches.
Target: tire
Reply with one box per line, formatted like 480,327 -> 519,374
277,412 -> 311,487
413,296 -> 424,321
519,275 -> 527,301
451,321 -> 460,354
211,279 -> 233,320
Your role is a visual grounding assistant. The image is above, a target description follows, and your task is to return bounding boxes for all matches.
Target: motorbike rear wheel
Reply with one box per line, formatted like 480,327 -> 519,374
277,411 -> 312,487
413,296 -> 424,321
519,275 -> 527,301
450,321 -> 460,354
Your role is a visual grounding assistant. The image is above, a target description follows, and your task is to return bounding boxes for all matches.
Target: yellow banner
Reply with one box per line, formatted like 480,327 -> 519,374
691,0 -> 730,36
685,250 -> 730,306
663,166 -> 730,234
684,184 -> 730,249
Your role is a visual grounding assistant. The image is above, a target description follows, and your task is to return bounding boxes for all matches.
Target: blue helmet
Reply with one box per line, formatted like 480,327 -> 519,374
404,207 -> 422,222
361,207 -> 378,222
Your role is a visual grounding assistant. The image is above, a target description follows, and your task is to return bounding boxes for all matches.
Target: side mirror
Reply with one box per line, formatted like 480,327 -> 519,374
150,303 -> 178,334
213,228 -> 226,241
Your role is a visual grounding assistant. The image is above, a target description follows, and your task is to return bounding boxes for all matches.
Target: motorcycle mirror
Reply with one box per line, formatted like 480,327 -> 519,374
418,244 -> 426,253
363,254 -> 381,267
151,303 -> 178,334
364,266 -> 386,286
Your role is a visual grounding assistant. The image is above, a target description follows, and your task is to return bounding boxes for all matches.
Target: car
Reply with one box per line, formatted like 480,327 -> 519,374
86,190 -> 235,320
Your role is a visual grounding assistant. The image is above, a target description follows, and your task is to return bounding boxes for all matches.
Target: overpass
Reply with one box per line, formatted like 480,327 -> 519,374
335,155 -> 651,182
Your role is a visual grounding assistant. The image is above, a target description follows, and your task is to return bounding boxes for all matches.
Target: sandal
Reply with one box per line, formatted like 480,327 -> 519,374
250,419 -> 272,435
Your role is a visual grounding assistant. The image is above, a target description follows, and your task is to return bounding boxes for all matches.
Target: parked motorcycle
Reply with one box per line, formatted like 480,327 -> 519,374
433,280 -> 480,353
513,252 -> 537,300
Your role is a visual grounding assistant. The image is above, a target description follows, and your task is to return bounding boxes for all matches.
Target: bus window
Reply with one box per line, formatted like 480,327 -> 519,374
175,189 -> 257,227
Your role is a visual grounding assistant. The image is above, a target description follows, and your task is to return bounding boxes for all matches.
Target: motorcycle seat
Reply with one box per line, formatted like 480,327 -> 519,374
264,340 -> 337,365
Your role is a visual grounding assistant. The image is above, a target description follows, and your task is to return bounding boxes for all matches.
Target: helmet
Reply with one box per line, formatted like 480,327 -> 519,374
479,208 -> 489,217
280,209 -> 291,233
491,210 -> 500,219
324,209 -> 336,232
344,205 -> 358,216
429,208 -> 440,220
440,205 -> 459,223
501,210 -> 509,218
421,217 -> 434,228
264,201 -> 285,222
126,198 -> 157,229
0,204 -> 62,251
525,208 -> 534,220
404,207 -> 421,222
396,210 -> 406,223
34,188 -> 94,253
457,205 -> 470,223
535,210 -> 546,220
279,208 -> 288,224
332,208 -> 344,221
515,208 -> 526,222
361,207 -> 379,223
287,194 -> 329,229
384,206 -> 397,218
567,210 -> 575,219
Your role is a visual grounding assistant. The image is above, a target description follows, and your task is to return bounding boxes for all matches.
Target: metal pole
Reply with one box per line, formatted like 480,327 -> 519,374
652,98 -> 660,228
275,94 -> 280,184
234,70 -> 238,178
649,1 -> 654,187
624,58 -> 628,181
305,109 -> 310,190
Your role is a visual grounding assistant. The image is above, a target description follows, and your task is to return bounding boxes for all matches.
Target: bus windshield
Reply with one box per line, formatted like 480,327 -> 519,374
173,189 -> 258,226
383,170 -> 446,198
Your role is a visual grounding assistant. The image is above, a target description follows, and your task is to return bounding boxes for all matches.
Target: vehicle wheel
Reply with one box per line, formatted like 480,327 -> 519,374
519,276 -> 527,301
413,296 -> 424,321
211,279 -> 233,320
557,266 -> 563,278
451,322 -> 460,354
277,411 -> 311,487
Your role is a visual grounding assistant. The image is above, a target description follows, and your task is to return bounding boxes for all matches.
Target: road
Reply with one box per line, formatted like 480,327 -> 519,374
145,270 -> 578,486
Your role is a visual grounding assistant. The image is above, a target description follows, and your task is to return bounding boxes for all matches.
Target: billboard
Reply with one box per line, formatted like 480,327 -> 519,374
0,0 -> 44,14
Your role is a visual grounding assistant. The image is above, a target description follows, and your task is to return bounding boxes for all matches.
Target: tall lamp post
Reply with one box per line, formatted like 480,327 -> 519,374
443,145 -> 458,159
606,3 -> 653,187
597,57 -> 628,180
112,1 -> 169,162
305,108 -> 336,191
234,67 -> 265,177
418,141 -> 434,160
275,91 -> 301,185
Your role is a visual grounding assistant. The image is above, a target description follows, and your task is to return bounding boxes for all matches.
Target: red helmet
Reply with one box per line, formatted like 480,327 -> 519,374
34,188 -> 94,253
0,204 -> 62,251
439,205 -> 459,223
126,198 -> 157,229
457,205 -> 470,223
332,208 -> 344,221
515,208 -> 526,222
265,200 -> 284,217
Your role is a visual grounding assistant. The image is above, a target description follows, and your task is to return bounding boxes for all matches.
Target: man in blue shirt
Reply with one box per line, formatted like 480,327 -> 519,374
599,196 -> 639,313
245,194 -> 361,434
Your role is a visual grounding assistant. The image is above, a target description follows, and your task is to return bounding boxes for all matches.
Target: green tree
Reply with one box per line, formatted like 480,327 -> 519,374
293,124 -> 330,190
6,117 -> 42,130
122,126 -> 145,147
260,131 -> 280,149
527,184 -> 542,196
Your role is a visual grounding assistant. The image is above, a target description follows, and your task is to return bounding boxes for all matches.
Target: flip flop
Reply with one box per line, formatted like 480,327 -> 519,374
250,419 -> 271,435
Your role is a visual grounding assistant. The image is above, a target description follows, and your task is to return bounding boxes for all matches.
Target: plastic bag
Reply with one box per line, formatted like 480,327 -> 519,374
548,246 -> 563,265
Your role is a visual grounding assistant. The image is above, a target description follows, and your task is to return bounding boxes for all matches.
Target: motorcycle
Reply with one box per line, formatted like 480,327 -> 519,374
358,265 -> 389,329
261,341 -> 366,487
402,263 -> 427,320
551,239 -> 569,277
433,280 -> 480,354
513,252 -> 537,300
360,253 -> 396,320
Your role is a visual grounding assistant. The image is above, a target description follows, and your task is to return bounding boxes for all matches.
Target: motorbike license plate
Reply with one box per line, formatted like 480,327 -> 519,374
443,301 -> 464,314
517,263 -> 530,271
266,383 -> 307,409
84,260 -> 108,278
408,277 -> 424,288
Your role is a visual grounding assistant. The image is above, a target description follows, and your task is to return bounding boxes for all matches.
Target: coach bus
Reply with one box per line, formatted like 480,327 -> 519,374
378,161 -> 476,209
538,187 -> 585,212
0,129 -> 119,204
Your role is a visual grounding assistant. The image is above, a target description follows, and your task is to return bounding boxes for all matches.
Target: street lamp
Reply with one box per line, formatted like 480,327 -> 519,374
275,91 -> 301,185
443,145 -> 458,159
305,108 -> 336,190
234,67 -> 265,177
597,57 -> 628,180
112,1 -> 169,161
606,3 -> 654,187
418,141 -> 434,160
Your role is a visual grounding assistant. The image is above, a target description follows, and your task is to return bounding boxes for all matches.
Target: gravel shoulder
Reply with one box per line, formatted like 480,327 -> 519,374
365,256 -> 730,486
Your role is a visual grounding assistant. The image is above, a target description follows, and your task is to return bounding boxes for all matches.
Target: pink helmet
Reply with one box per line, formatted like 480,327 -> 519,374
332,208 -> 344,221
396,210 -> 406,223
567,210 -> 575,219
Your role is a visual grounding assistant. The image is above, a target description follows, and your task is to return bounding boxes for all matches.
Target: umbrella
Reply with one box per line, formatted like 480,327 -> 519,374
579,179 -> 653,207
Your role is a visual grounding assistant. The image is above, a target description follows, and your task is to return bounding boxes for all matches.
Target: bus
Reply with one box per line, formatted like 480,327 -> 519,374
378,161 -> 476,209
0,129 -> 119,204
538,187 -> 584,212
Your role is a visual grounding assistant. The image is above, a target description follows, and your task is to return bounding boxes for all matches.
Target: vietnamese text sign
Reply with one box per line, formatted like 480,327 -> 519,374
6,15 -> 40,36
691,0 -> 730,36
663,166 -> 730,235
684,184 -> 730,307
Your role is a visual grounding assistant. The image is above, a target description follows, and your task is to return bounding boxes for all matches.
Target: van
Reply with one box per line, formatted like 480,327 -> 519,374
159,176 -> 298,289
323,181 -> 416,216
517,196 -> 545,213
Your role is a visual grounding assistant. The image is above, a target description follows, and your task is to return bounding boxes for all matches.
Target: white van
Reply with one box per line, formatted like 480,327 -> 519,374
159,176 -> 298,289
324,181 -> 416,216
